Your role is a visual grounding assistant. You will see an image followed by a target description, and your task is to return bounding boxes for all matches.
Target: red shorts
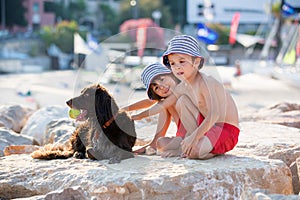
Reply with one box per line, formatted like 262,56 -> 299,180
197,113 -> 239,154
176,119 -> 187,139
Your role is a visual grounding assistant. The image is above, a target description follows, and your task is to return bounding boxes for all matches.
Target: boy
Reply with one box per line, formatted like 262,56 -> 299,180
132,35 -> 240,159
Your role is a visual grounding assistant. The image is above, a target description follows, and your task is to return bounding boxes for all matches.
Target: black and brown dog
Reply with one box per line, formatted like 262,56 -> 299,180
31,84 -> 136,163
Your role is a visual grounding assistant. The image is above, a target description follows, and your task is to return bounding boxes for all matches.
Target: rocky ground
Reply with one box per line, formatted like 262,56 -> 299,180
0,70 -> 300,199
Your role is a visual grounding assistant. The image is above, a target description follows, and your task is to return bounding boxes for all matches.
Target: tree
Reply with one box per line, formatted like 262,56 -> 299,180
44,0 -> 86,22
98,3 -> 118,34
0,0 -> 27,28
118,0 -> 173,30
39,20 -> 79,53
162,0 -> 187,26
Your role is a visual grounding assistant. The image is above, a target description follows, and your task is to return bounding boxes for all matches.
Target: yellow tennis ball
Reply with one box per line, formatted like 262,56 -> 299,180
69,109 -> 81,119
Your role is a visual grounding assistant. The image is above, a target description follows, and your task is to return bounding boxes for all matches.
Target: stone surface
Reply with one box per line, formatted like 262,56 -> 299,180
290,161 -> 300,194
231,122 -> 300,157
1,111 -> 300,199
0,128 -> 35,156
241,102 -> 300,129
240,189 -> 299,200
0,154 -> 293,200
0,104 -> 34,133
4,145 -> 40,156
20,105 -> 69,145
43,118 -> 76,146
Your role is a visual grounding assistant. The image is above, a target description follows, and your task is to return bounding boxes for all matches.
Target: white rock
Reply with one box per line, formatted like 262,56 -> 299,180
0,154 -> 293,199
0,128 -> 34,156
0,104 -> 34,133
21,105 -> 69,145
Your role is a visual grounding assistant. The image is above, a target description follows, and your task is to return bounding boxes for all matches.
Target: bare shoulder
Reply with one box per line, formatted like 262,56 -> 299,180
202,73 -> 223,87
174,82 -> 186,95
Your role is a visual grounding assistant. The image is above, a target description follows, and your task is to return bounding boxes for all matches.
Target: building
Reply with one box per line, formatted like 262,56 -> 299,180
187,0 -> 272,33
11,0 -> 55,32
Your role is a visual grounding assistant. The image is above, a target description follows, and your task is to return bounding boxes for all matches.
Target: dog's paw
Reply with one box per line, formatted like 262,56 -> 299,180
73,151 -> 86,159
86,147 -> 97,160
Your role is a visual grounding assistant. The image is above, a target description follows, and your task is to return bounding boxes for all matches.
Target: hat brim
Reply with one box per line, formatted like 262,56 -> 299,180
163,52 -> 204,69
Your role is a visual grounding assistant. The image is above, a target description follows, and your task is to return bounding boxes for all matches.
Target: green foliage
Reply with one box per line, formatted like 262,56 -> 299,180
69,0 -> 86,20
162,0 -> 187,25
207,23 -> 230,45
44,0 -> 86,21
271,1 -> 281,17
118,0 -> 174,30
39,20 -> 79,53
99,3 -> 118,34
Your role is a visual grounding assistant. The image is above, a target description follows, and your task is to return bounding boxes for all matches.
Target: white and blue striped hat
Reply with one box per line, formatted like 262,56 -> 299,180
163,35 -> 204,69
141,62 -> 171,99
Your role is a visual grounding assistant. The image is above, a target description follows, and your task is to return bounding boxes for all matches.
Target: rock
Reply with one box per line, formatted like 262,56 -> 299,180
0,128 -> 35,156
241,188 -> 299,200
44,186 -> 91,200
43,118 -> 76,146
21,105 -> 69,145
267,146 -> 300,195
231,122 -> 300,157
269,102 -> 300,112
268,146 -> 300,167
1,122 -> 300,199
241,102 -> 300,129
290,161 -> 299,194
0,154 -> 293,199
0,104 -> 34,133
3,145 -> 40,156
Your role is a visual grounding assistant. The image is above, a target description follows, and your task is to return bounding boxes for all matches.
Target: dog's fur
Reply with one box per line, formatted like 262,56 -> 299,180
31,84 -> 137,163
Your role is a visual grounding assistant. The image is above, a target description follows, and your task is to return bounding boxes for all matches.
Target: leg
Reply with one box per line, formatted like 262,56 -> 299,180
156,137 -> 183,157
175,95 -> 199,135
70,125 -> 88,159
188,136 -> 215,159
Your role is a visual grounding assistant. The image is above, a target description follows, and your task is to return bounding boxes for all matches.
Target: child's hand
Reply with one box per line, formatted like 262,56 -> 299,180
181,135 -> 195,156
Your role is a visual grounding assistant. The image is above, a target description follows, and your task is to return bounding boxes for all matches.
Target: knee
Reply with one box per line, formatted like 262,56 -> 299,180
175,95 -> 190,111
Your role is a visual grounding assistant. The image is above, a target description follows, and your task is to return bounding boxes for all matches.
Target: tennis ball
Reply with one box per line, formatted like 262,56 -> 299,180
69,109 -> 81,119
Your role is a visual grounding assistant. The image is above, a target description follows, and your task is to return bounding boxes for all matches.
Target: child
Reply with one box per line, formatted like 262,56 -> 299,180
123,63 -> 187,156
132,35 -> 240,159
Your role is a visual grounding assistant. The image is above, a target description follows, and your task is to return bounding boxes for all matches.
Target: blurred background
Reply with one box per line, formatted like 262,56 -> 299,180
0,0 -> 299,88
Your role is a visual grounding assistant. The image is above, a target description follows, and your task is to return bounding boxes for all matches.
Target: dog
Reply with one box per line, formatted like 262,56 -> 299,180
31,84 -> 137,163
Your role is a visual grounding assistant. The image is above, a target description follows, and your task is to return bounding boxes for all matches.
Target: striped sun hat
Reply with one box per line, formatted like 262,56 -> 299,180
163,35 -> 204,69
141,62 -> 171,99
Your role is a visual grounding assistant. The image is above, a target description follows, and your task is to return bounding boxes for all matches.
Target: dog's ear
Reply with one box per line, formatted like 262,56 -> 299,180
94,85 -> 119,119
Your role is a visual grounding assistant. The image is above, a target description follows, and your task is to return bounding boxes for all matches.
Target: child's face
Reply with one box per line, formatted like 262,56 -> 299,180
168,53 -> 199,81
151,75 -> 176,98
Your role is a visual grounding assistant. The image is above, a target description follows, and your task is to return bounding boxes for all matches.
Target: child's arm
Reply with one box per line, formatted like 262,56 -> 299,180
122,99 -> 157,112
181,80 -> 221,155
131,94 -> 178,120
134,110 -> 172,153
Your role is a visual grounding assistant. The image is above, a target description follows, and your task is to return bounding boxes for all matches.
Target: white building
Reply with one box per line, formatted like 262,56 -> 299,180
187,0 -> 272,25
186,0 -> 276,35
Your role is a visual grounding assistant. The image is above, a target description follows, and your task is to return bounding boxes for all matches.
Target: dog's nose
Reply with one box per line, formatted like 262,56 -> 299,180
66,99 -> 72,106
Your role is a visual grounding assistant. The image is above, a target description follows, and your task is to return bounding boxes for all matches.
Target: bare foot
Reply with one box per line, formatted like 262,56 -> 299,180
161,149 -> 182,158
133,147 -> 146,154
